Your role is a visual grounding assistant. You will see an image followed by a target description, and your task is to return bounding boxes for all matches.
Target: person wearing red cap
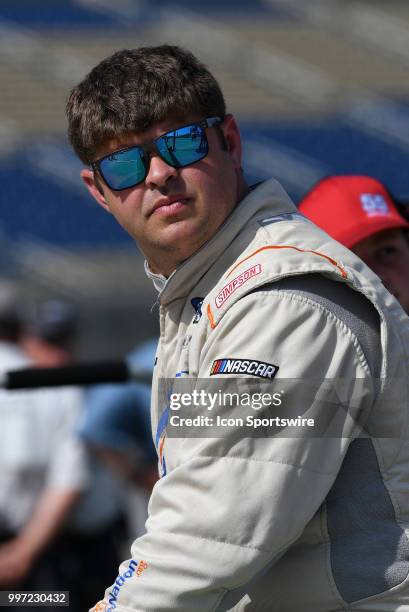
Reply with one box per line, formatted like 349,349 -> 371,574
299,175 -> 409,313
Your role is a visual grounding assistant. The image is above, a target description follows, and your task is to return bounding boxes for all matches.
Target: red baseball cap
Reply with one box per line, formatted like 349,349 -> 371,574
298,175 -> 409,248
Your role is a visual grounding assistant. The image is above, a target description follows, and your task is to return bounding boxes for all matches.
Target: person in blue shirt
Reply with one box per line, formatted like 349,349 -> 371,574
78,339 -> 158,494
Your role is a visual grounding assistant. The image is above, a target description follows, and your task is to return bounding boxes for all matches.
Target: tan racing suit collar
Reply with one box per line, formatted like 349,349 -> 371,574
150,177 -> 298,305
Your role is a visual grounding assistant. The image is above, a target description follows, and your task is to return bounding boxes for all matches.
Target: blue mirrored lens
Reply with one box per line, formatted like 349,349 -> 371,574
156,124 -> 208,167
99,147 -> 146,190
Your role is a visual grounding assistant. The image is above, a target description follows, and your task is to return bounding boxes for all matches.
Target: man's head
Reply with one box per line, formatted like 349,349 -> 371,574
67,45 -> 248,276
299,175 -> 409,313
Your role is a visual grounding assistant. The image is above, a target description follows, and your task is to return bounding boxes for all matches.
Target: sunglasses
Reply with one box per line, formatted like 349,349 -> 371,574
91,116 -> 223,191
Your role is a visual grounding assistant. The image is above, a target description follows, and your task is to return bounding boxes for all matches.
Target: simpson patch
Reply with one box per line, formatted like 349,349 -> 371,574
215,264 -> 262,308
210,358 -> 279,379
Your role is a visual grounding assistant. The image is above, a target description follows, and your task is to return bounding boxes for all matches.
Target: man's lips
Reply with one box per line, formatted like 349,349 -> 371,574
150,196 -> 190,216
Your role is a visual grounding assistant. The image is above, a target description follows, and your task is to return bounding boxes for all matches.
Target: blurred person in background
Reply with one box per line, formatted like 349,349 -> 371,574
299,175 -> 409,313
21,299 -> 78,367
0,286 -> 89,608
78,338 -> 158,542
18,299 -> 127,610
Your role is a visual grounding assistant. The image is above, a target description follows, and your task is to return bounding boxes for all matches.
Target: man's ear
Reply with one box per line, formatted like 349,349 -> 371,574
80,169 -> 111,213
221,114 -> 242,170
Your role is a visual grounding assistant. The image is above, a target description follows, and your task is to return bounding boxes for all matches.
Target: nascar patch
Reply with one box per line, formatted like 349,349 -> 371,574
210,358 -> 279,379
215,264 -> 262,308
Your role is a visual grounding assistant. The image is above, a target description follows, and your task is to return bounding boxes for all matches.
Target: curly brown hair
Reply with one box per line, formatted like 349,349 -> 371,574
66,45 -> 226,165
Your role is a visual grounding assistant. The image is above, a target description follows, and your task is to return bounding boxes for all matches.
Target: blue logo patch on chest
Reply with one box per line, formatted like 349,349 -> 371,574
191,297 -> 204,323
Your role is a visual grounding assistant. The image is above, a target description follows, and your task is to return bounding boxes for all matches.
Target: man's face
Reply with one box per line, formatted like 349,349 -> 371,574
81,114 -> 246,276
352,228 -> 409,313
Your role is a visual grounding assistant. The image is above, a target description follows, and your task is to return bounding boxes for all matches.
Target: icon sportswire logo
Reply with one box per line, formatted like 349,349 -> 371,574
215,264 -> 262,308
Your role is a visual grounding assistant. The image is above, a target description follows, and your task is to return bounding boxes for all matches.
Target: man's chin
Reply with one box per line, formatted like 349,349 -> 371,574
158,221 -> 206,250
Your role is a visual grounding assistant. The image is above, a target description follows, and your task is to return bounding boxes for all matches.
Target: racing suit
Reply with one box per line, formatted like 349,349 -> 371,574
96,178 -> 409,611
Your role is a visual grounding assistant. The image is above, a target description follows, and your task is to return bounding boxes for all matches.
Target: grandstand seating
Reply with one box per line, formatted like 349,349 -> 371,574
1,0 -> 408,355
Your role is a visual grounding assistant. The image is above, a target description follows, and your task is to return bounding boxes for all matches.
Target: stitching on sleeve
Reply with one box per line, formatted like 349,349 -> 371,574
169,529 -> 270,553
198,453 -> 338,476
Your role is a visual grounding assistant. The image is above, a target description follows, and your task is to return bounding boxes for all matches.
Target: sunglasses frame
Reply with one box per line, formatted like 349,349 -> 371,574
91,116 -> 223,191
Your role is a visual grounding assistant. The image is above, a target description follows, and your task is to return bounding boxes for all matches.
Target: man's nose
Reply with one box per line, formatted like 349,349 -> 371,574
145,152 -> 178,188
